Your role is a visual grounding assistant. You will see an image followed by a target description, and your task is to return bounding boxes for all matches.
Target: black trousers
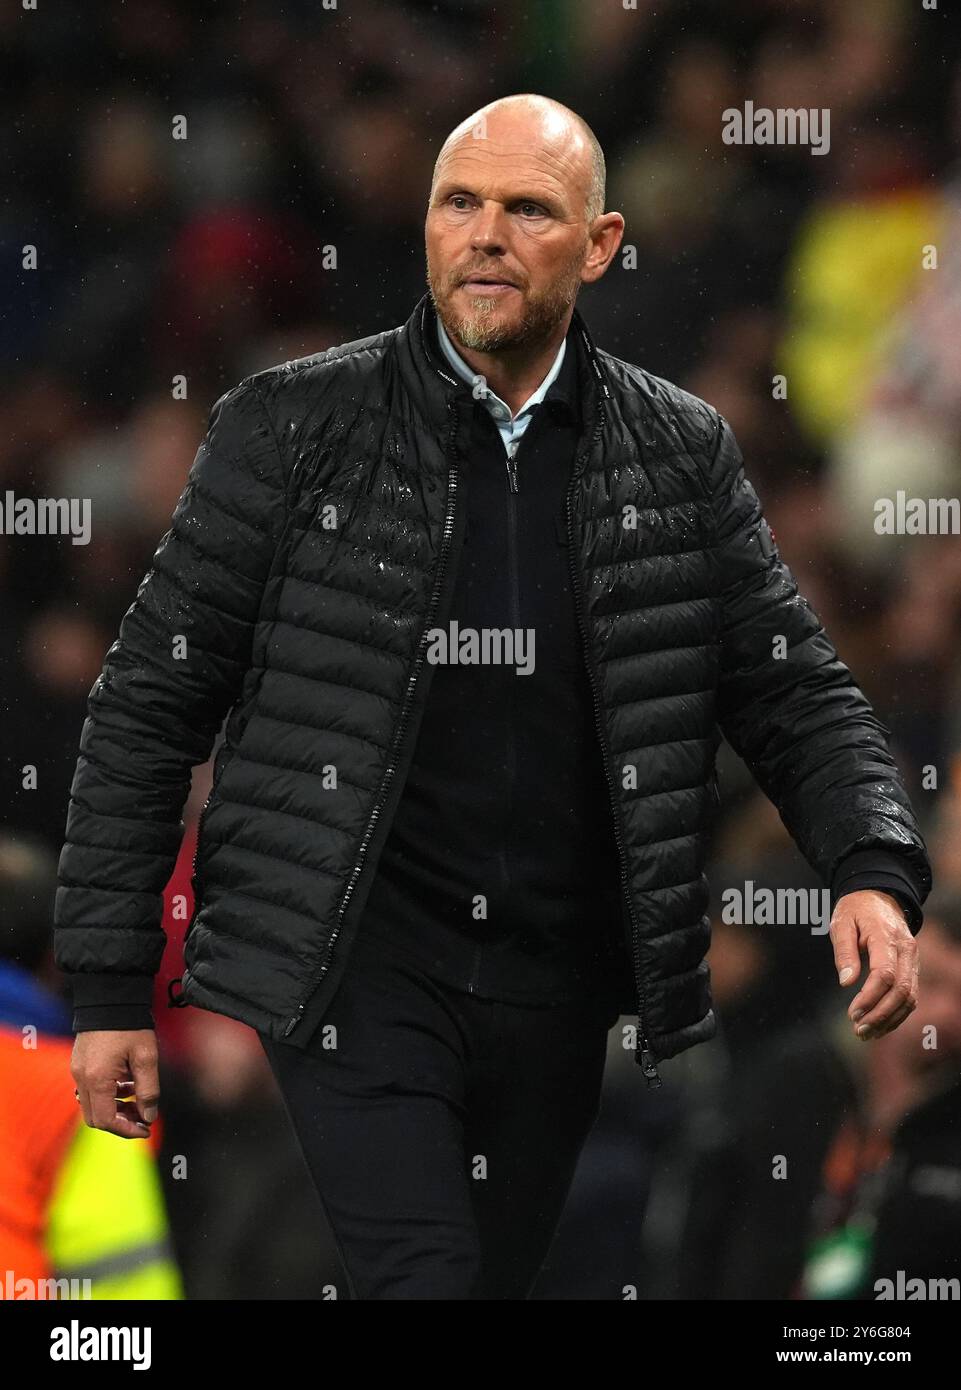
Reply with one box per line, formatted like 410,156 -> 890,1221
259,934 -> 620,1299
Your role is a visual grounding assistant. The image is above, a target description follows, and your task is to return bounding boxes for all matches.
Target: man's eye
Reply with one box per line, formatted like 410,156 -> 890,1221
517,203 -> 545,216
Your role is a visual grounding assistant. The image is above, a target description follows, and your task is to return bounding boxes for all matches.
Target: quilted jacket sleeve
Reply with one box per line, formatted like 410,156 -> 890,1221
54,376 -> 288,1016
704,410 -> 933,919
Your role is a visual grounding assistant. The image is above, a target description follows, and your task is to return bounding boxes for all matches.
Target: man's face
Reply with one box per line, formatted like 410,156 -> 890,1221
425,123 -> 593,353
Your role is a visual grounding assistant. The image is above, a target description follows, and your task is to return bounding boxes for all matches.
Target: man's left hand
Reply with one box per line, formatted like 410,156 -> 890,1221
830,890 -> 920,1041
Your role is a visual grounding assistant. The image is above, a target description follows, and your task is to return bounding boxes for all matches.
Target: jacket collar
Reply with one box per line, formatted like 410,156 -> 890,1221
433,310 -> 575,423
394,290 -> 609,443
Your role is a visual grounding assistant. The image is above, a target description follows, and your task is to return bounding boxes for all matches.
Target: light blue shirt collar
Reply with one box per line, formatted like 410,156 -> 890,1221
435,313 -> 567,432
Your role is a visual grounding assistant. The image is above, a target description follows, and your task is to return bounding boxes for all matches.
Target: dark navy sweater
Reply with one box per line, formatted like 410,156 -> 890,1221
356,315 -> 631,1007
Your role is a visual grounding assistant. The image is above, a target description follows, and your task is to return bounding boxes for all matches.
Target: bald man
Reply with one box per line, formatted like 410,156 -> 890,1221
58,94 -> 930,1300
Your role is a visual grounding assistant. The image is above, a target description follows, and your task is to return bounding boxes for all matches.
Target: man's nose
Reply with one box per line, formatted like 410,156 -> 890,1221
469,201 -> 508,252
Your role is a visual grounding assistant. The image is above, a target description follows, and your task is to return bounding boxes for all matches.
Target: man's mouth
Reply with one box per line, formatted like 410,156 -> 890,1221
460,276 -> 519,293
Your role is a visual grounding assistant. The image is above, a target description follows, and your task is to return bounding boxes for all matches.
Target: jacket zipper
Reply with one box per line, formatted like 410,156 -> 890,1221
282,404 -> 463,1037
564,404 -> 663,1088
506,440 -> 519,494
493,433 -> 522,978
470,424 -> 524,990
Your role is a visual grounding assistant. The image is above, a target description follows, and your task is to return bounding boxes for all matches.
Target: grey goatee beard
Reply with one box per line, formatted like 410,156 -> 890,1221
427,247 -> 586,353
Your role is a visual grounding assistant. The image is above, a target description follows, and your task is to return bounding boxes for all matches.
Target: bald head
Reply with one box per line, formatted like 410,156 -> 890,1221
431,94 -> 606,226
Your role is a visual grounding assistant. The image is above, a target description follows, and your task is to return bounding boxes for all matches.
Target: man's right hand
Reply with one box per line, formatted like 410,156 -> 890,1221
71,1030 -> 160,1140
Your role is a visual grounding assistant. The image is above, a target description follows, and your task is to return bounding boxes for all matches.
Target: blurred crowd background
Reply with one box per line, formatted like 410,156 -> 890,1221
3,0 -> 961,1299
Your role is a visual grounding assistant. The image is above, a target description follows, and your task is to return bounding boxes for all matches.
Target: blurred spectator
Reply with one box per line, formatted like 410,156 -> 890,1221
666,887 -> 961,1299
0,830 -> 182,1298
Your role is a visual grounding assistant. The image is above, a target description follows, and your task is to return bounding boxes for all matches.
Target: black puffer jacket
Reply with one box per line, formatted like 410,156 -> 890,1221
54,292 -> 932,1079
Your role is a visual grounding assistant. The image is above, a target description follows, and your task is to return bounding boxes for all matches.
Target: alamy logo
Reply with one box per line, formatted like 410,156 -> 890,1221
722,102 -> 831,156
0,490 -> 91,545
875,1271 -> 960,1299
1,1270 -> 91,1299
720,881 -> 833,934
874,491 -> 961,534
49,1320 -> 151,1369
425,622 -> 535,676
